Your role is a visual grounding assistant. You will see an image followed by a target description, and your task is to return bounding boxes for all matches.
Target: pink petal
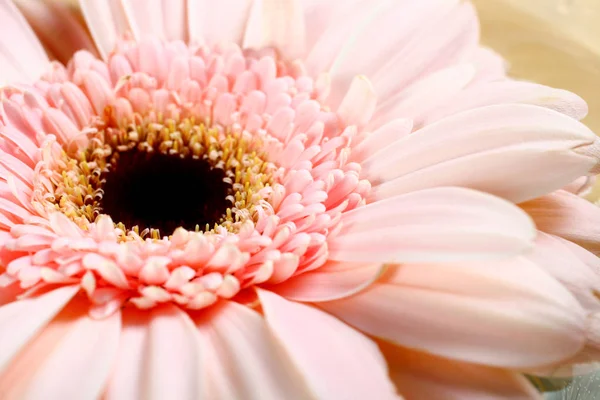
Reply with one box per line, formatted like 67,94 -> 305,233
0,0 -> 49,85
329,187 -> 535,263
562,175 -> 596,197
104,306 -> 203,400
527,232 -> 600,312
20,303 -> 121,399
425,80 -> 589,125
319,259 -> 586,368
187,0 -> 253,46
15,0 -> 99,65
521,190 -> 600,255
370,1 -> 478,106
257,289 -> 400,399
243,0 -> 306,60
337,75 -> 377,128
272,261 -> 386,302
365,105 -> 599,204
351,118 -> 413,163
370,63 -> 475,130
122,0 -> 186,41
79,0 -> 134,59
193,301 -> 312,399
379,341 -> 541,400
0,285 -> 79,372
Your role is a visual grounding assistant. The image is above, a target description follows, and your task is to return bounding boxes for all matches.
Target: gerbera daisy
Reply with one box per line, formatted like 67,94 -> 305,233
1,0 -> 600,398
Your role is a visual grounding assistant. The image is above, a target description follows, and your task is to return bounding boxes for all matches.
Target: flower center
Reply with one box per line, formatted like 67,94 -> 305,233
100,150 -> 232,236
37,110 -> 277,239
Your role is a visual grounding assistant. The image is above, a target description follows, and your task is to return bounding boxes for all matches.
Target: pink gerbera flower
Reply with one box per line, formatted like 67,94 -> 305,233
1,0 -> 600,398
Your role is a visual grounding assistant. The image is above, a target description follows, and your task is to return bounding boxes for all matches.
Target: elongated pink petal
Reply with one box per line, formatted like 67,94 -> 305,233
257,289 -> 401,399
104,306 -> 203,400
351,118 -> 413,163
15,0 -> 99,64
337,75 -> 377,127
193,301 -> 312,399
21,305 -> 121,399
329,187 -> 535,263
122,0 -> 186,41
78,0 -> 134,59
527,232 -> 600,312
425,81 -> 589,124
243,0 -> 306,60
365,105 -> 599,204
379,341 -> 541,400
0,0 -> 50,85
187,0 -> 253,46
521,190 -> 600,255
0,286 -> 79,373
369,1 -> 478,106
320,259 -> 586,368
272,261 -> 386,302
562,175 -> 596,197
370,63 -> 475,130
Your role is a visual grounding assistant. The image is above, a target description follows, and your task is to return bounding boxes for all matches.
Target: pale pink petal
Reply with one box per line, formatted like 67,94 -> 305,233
319,259 -> 586,368
15,0 -> 99,64
0,285 -> 79,372
337,75 -> 376,128
369,64 -> 475,130
469,47 -> 508,84
521,190 -> 600,255
243,0 -> 306,60
187,0 -> 253,46
193,301 -> 312,399
527,232 -> 600,312
351,118 -> 413,163
379,341 -> 541,400
257,289 -> 401,399
562,175 -> 596,197
365,105 -> 599,204
104,306 -> 203,400
272,261 -> 386,302
122,0 -> 186,41
79,0 -> 134,59
21,305 -> 120,399
424,81 -> 589,125
0,0 -> 50,85
329,187 -> 535,263
369,1 -> 478,107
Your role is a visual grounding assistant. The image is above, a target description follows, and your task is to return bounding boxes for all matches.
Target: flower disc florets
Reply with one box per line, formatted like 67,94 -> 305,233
0,39 -> 370,317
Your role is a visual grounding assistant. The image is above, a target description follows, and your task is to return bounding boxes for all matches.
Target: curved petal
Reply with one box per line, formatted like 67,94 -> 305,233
15,0 -> 99,64
19,302 -> 120,399
243,0 -> 306,60
271,261 -> 386,302
328,187 -> 536,264
187,0 -> 253,46
104,305 -> 203,400
122,0 -> 187,41
424,81 -> 589,124
365,105 -> 599,204
379,341 -> 541,400
369,64 -> 476,130
0,0 -> 50,85
319,259 -> 586,369
192,301 -> 313,399
527,232 -> 600,312
78,0 -> 135,59
562,175 -> 596,197
521,190 -> 600,255
0,285 -> 79,373
257,289 -> 400,399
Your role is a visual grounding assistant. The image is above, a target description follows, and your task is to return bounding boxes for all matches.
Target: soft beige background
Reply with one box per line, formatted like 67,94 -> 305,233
472,0 -> 600,198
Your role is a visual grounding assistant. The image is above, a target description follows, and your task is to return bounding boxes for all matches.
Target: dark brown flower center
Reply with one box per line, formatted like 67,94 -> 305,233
99,150 -> 233,236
